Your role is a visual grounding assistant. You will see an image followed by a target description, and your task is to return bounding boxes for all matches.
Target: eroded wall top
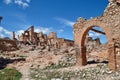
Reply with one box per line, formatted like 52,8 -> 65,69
74,0 -> 120,42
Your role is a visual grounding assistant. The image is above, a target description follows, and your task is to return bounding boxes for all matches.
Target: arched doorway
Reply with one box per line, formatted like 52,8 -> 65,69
74,20 -> 117,70
85,26 -> 108,61
81,26 -> 109,65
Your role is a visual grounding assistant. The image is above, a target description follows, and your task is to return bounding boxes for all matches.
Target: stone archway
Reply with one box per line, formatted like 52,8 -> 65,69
74,0 -> 120,71
74,19 -> 113,66
74,18 -> 118,70
80,20 -> 112,62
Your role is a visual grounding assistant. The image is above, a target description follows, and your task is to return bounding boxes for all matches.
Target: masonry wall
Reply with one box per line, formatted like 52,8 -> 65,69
0,39 -> 18,51
73,0 -> 120,70
17,27 -> 74,49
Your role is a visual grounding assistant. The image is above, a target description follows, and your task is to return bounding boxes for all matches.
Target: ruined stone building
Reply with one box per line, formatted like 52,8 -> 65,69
15,26 -> 74,49
85,34 -> 101,53
0,38 -> 18,51
74,0 -> 120,70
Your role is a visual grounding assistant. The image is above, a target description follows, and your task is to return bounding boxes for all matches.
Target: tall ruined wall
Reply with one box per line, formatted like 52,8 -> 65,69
17,27 -> 74,49
48,32 -> 57,39
73,0 -> 120,70
101,1 -> 120,70
101,0 -> 120,39
74,0 -> 120,51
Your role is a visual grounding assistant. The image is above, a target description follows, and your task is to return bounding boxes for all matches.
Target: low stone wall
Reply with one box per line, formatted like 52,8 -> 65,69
0,39 -> 18,51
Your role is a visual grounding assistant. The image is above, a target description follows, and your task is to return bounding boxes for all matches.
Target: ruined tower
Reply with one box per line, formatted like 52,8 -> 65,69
30,26 -> 34,42
12,32 -> 15,40
48,32 -> 57,39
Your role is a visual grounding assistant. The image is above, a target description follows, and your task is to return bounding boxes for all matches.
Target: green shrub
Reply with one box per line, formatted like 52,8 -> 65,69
0,68 -> 22,80
19,55 -> 27,59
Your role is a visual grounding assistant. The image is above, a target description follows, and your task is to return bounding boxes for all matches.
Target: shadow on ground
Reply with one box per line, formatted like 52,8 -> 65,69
87,60 -> 108,64
0,57 -> 25,69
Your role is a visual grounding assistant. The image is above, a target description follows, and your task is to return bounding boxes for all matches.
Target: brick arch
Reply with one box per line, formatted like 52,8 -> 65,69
80,20 -> 112,47
74,0 -> 120,71
77,20 -> 113,66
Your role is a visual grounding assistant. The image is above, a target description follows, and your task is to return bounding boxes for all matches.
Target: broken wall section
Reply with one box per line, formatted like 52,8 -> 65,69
16,26 -> 74,49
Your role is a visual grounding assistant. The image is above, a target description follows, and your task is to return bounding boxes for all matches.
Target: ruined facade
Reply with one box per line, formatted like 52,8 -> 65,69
16,26 -> 74,49
85,34 -> 101,53
0,38 -> 18,51
74,0 -> 120,70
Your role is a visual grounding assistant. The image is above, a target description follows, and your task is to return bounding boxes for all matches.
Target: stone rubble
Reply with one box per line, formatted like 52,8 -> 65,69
0,0 -> 120,80
30,63 -> 120,80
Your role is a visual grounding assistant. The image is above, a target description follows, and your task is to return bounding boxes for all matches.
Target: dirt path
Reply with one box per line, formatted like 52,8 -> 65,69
19,63 -> 30,80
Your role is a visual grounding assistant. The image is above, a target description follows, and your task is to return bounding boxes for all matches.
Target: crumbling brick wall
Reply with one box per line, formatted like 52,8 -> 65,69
17,28 -> 74,49
73,0 -> 120,70
0,39 -> 18,51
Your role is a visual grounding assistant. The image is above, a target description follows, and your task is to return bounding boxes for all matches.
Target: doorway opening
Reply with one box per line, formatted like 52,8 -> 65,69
84,26 -> 109,64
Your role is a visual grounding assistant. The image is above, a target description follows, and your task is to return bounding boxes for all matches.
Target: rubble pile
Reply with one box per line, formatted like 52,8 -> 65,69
4,45 -> 76,80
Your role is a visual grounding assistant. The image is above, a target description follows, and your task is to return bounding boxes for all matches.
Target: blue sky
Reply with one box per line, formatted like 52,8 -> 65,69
0,0 -> 109,43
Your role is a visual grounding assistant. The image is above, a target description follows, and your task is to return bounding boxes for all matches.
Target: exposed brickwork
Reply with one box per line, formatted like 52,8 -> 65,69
0,39 -> 18,51
17,26 -> 74,49
73,0 -> 120,70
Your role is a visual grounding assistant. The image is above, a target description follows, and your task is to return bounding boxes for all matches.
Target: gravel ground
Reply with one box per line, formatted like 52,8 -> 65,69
30,63 -> 120,80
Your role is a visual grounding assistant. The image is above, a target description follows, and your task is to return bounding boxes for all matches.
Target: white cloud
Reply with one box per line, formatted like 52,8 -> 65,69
0,25 -> 51,39
16,30 -> 24,36
57,29 -> 64,33
93,27 -> 104,32
35,27 -> 51,34
3,0 -> 31,8
89,33 -> 101,37
26,0 -> 30,3
55,18 -> 75,27
0,34 -> 4,38
16,26 -> 51,38
4,0 -> 12,4
89,30 -> 101,37
0,26 -> 12,38
14,0 -> 29,8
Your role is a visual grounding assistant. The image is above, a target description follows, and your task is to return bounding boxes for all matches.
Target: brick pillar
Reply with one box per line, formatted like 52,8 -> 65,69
114,42 -> 120,70
18,35 -> 20,41
116,47 -> 120,70
22,33 -> 25,44
27,31 -> 30,41
30,26 -> 34,42
76,45 -> 82,66
81,46 -> 87,65
76,45 -> 87,66
108,43 -> 117,70
12,32 -> 15,40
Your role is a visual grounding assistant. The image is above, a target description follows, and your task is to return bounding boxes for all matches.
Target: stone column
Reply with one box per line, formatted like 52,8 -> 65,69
108,42 -> 117,70
12,32 -> 15,40
75,45 -> 81,66
22,33 -> 25,44
81,46 -> 87,65
30,26 -> 34,42
18,35 -> 20,41
76,45 -> 87,66
115,42 -> 120,70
